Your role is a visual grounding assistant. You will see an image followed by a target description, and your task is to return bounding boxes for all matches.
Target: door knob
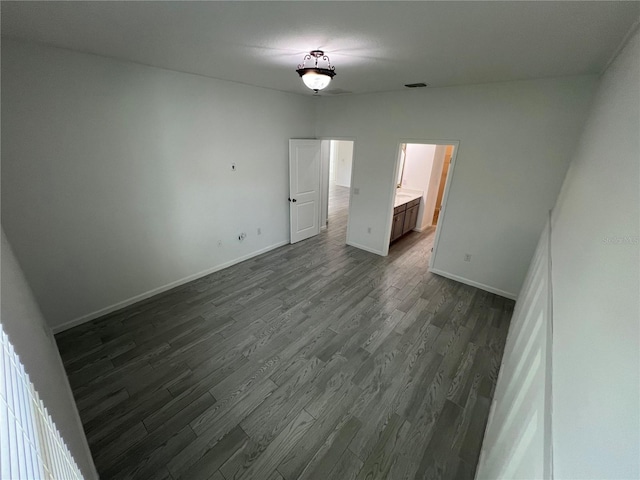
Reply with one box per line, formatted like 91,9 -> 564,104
288,198 -> 297,202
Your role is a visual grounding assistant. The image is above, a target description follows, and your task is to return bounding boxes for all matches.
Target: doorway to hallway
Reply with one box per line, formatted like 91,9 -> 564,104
322,139 -> 354,243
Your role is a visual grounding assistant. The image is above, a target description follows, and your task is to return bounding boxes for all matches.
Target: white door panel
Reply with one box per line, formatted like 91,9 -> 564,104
296,201 -> 317,230
289,140 -> 321,244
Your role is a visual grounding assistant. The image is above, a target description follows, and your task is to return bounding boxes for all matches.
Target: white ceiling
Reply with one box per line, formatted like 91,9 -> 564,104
2,1 -> 639,96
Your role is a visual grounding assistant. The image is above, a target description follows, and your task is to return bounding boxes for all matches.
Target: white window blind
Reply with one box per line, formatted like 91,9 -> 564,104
0,324 -> 84,480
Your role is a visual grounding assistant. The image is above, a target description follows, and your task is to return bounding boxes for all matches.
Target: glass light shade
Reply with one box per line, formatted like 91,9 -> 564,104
301,71 -> 332,91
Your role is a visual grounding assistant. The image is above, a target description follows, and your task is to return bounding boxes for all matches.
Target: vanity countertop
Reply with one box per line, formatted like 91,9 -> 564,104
394,189 -> 423,208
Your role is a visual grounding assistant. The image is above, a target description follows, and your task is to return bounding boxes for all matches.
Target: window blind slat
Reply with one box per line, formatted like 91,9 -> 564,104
31,386 -> 47,479
43,412 -> 58,478
0,325 -> 84,480
8,343 -> 21,479
14,362 -> 25,480
39,399 -> 55,478
52,413 -> 67,478
47,412 -> 64,478
16,361 -> 31,479
25,382 -> 42,478
64,437 -> 76,478
33,399 -> 52,480
58,431 -> 72,479
24,383 -> 39,479
0,332 -> 12,480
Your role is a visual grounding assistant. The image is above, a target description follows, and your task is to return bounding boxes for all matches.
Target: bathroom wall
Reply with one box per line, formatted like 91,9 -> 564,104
400,143 -> 436,231
401,143 -> 435,190
422,145 -> 447,230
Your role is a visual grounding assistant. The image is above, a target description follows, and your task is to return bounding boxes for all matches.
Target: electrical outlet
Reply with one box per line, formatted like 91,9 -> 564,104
257,227 -> 261,235
464,253 -> 472,262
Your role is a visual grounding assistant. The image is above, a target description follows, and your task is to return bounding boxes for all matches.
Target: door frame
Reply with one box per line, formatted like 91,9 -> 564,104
383,139 -> 460,261
318,136 -> 357,243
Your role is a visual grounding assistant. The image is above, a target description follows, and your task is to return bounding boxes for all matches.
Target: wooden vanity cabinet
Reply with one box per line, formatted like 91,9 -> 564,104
403,204 -> 419,234
391,211 -> 405,242
390,197 -> 421,243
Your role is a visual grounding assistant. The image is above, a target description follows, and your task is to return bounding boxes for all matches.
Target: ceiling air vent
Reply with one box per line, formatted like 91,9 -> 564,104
404,83 -> 429,88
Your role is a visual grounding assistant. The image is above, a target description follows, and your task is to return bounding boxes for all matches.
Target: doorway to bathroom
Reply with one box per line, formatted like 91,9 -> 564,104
389,141 -> 457,266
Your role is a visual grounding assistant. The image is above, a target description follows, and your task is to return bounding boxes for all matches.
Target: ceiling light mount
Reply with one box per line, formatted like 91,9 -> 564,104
296,50 -> 336,93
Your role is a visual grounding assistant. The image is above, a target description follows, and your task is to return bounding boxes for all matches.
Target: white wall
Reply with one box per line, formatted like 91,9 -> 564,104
422,145 -> 446,230
1,230 -> 98,479
400,143 -> 435,230
331,140 -> 353,187
401,143 -> 435,190
1,39 -> 315,331
315,75 -> 599,297
550,29 -> 639,478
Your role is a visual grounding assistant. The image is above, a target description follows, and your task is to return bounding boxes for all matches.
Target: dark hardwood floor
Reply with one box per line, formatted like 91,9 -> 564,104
56,184 -> 513,480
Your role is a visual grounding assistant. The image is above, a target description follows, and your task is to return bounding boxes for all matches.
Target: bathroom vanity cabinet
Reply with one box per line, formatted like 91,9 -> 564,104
390,197 -> 420,243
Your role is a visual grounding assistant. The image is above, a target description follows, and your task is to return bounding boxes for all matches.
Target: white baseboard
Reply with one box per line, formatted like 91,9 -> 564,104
52,240 -> 289,333
346,240 -> 386,256
429,267 -> 517,300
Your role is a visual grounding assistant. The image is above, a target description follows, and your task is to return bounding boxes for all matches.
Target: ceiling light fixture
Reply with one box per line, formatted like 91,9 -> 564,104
296,50 -> 336,93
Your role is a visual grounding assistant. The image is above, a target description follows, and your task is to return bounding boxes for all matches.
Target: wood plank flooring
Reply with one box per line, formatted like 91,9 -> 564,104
56,184 -> 514,480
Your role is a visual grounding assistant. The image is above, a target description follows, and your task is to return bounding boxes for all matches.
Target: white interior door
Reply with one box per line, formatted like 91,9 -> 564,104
475,218 -> 553,479
289,139 -> 321,244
